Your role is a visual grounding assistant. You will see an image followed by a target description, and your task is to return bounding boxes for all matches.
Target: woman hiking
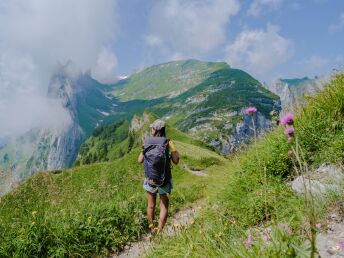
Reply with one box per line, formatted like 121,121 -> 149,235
138,119 -> 180,233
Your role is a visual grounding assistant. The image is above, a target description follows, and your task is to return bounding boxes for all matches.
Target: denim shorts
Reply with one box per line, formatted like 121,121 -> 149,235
143,178 -> 173,195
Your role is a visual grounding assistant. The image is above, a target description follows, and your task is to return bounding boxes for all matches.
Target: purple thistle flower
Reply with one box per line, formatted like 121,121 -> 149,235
243,234 -> 253,247
245,106 -> 257,116
284,127 -> 295,136
339,241 -> 344,251
280,113 -> 294,126
315,223 -> 321,229
262,235 -> 269,242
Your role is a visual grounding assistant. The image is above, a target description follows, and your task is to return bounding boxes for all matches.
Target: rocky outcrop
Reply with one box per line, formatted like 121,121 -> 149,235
224,111 -> 273,153
266,77 -> 325,111
0,65 -> 85,194
46,66 -> 83,169
291,164 -> 344,196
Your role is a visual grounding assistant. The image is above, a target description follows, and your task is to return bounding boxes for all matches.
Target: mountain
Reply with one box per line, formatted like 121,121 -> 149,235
266,76 -> 326,111
0,59 -> 280,193
0,63 -> 118,193
109,60 -> 281,152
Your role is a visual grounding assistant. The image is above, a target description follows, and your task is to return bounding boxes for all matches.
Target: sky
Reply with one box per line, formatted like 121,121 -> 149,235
114,0 -> 344,82
0,0 -> 343,137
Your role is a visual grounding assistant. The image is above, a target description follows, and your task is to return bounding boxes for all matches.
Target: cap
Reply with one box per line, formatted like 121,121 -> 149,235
150,119 -> 166,131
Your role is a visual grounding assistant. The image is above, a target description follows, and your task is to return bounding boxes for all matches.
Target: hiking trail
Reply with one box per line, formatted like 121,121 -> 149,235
316,201 -> 344,257
112,200 -> 204,258
181,163 -> 208,177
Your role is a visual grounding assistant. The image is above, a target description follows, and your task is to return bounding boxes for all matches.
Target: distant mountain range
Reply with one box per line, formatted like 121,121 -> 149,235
266,76 -> 327,111
0,59 -> 282,193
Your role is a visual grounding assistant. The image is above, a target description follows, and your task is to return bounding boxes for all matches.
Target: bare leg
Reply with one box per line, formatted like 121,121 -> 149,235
146,192 -> 156,229
158,194 -> 169,231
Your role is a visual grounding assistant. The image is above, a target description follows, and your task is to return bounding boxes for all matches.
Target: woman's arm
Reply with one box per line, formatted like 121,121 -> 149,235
138,152 -> 144,163
171,151 -> 179,165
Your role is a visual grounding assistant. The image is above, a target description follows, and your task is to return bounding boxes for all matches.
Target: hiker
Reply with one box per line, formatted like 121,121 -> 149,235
138,119 -> 180,233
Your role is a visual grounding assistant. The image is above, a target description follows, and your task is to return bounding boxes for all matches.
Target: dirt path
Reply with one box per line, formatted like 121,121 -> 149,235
316,202 -> 344,257
112,201 -> 203,258
181,163 -> 208,177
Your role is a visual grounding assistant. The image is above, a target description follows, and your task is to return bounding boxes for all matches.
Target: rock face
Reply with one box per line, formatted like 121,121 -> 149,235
266,77 -> 325,111
224,109 -> 277,153
0,64 -> 114,194
45,68 -> 84,170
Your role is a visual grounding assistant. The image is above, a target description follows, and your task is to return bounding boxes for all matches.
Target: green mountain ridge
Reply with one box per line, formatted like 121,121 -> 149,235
108,60 -> 280,152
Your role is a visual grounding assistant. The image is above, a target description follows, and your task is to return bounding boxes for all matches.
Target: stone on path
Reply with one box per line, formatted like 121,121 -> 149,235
291,164 -> 343,196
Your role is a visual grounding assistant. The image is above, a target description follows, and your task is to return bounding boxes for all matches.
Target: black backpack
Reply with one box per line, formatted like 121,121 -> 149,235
143,137 -> 171,187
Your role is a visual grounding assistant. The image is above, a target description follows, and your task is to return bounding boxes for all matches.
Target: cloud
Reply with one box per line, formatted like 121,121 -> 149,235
91,48 -> 118,84
329,12 -> 344,33
145,35 -> 163,48
248,0 -> 283,17
0,0 -> 118,137
147,0 -> 240,58
225,24 -> 293,79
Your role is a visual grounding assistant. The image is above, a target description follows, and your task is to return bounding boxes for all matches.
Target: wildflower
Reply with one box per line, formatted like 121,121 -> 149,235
315,223 -> 321,229
280,113 -> 294,126
31,211 -> 38,217
262,235 -> 269,242
31,221 -> 36,225
243,234 -> 253,247
173,223 -> 180,229
284,127 -> 295,136
339,241 -> 344,251
245,106 -> 257,116
288,150 -> 294,157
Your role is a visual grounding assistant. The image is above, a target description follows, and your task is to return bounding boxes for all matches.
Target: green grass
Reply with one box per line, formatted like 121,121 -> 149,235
0,116 -> 229,257
111,60 -> 229,101
147,74 -> 344,257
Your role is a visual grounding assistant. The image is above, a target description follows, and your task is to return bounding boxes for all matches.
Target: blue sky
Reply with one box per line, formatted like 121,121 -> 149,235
113,0 -> 344,82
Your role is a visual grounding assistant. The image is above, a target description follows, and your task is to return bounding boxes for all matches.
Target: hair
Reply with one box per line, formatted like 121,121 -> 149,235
152,127 -> 166,137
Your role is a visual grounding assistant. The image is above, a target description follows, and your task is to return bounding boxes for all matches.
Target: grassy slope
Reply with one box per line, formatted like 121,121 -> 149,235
147,75 -> 344,257
0,117 -> 229,257
76,112 -> 217,166
111,60 -> 229,101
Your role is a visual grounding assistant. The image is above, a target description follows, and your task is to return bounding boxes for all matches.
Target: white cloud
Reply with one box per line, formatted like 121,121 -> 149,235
329,12 -> 344,33
248,0 -> 283,17
145,35 -> 163,47
147,0 -> 240,58
0,0 -> 118,137
91,48 -> 118,84
225,24 -> 293,79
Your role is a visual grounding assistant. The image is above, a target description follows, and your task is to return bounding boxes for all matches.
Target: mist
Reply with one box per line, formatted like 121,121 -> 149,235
0,0 -> 118,138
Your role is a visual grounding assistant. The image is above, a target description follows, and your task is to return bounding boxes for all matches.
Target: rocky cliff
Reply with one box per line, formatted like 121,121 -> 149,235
266,76 -> 325,111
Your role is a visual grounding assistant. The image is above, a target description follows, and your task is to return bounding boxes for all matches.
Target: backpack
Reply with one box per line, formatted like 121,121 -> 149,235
143,137 -> 171,187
